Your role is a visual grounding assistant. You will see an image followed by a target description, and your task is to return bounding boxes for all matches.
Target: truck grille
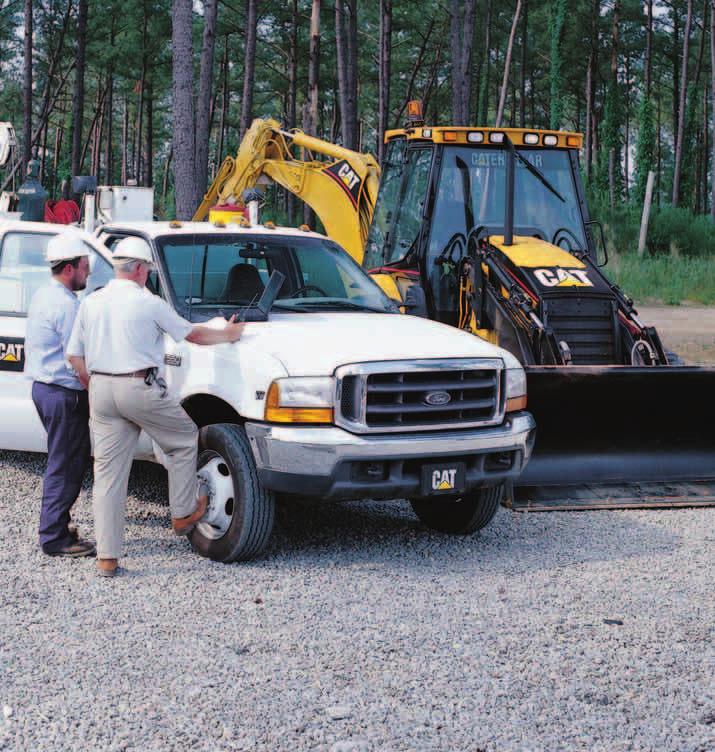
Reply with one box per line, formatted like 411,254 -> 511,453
541,294 -> 620,365
336,359 -> 504,434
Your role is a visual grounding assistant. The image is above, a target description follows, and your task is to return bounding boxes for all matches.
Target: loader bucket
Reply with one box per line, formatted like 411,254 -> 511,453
512,365 -> 715,510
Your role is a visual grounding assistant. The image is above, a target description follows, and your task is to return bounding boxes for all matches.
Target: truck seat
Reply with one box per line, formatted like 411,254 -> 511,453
221,263 -> 265,302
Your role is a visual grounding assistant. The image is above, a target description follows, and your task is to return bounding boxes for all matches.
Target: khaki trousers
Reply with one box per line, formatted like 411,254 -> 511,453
89,375 -> 198,559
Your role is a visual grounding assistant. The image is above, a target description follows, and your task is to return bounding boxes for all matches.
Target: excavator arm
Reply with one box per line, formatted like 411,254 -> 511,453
193,118 -> 380,263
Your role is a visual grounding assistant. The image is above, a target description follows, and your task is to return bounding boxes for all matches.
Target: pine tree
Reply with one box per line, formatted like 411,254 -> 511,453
634,96 -> 656,205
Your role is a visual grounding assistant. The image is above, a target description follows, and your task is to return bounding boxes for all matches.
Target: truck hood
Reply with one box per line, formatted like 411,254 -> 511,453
234,312 -> 519,375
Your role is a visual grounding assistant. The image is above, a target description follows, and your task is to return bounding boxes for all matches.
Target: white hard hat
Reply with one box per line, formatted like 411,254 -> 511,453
46,231 -> 90,265
112,236 -> 154,265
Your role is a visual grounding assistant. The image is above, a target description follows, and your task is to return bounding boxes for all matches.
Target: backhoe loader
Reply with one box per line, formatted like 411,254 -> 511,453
194,110 -> 715,509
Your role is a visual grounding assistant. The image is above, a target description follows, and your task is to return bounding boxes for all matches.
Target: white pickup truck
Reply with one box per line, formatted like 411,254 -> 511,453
0,219 -> 535,561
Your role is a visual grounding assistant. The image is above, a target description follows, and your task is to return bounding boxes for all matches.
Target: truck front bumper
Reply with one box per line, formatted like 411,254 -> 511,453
245,412 -> 536,500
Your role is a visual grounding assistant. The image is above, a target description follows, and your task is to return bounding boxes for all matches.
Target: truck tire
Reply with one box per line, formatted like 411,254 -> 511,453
410,485 -> 503,535
189,423 -> 275,562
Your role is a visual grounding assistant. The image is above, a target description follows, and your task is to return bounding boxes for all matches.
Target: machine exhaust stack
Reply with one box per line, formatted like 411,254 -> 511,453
503,138 -> 515,246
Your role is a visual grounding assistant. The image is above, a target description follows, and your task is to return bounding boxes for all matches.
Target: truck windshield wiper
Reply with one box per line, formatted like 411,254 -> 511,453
513,147 -> 565,203
286,299 -> 396,313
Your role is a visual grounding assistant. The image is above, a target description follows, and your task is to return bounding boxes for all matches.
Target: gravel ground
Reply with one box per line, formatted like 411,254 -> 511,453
1,450 -> 714,752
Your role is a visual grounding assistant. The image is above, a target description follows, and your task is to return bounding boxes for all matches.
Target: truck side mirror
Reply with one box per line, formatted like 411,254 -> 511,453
585,220 -> 608,267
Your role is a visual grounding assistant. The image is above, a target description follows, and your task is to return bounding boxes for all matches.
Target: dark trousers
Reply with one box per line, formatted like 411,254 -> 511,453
31,382 -> 91,552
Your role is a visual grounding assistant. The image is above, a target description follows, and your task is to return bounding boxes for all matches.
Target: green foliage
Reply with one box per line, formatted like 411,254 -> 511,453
678,83 -> 699,211
548,0 -> 567,130
634,96 -> 656,205
597,79 -> 623,198
609,254 -> 715,305
591,193 -> 715,258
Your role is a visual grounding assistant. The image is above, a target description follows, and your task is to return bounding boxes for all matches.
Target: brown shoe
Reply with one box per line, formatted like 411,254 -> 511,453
172,483 -> 210,536
44,538 -> 96,558
96,558 -> 120,578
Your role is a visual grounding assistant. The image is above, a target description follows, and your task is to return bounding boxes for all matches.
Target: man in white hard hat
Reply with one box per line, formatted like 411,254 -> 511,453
25,231 -> 96,558
67,236 -> 244,577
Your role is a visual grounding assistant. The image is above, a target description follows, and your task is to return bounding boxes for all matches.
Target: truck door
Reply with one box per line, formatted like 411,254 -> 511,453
0,228 -> 116,453
0,229 -> 54,452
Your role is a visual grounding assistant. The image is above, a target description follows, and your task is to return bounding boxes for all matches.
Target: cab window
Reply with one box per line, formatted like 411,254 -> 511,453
364,145 -> 433,269
0,231 -> 116,315
102,234 -> 161,295
0,232 -> 54,315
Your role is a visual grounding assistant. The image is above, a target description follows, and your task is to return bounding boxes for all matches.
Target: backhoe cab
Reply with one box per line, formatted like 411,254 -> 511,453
366,121 -> 666,368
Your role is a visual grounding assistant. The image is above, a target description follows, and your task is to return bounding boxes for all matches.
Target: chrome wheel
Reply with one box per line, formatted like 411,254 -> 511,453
195,450 -> 235,540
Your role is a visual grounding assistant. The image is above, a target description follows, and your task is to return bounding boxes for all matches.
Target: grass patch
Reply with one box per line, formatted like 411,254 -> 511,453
607,254 -> 715,305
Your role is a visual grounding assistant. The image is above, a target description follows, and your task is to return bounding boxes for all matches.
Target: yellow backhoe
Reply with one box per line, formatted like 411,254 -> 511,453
195,111 -> 715,510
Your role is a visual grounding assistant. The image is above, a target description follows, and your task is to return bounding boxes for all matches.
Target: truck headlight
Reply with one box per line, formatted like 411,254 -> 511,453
505,367 -> 527,412
265,377 -> 335,423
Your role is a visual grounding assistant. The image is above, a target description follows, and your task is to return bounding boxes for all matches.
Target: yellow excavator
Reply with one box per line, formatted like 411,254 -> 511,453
194,108 -> 715,510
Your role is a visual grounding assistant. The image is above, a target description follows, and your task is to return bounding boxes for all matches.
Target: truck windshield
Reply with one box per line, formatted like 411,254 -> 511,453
156,233 -> 397,318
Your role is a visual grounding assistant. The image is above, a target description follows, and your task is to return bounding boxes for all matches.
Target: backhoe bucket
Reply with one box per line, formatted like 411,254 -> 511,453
512,366 -> 715,510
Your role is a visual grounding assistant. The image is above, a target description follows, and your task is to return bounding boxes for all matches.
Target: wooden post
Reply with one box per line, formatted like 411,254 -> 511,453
638,170 -> 655,257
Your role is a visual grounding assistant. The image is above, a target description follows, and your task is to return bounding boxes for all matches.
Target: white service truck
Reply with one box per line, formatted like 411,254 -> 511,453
0,219 -> 535,561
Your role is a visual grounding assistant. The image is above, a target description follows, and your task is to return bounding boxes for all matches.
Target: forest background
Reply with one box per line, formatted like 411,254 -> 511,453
1,0 -> 714,303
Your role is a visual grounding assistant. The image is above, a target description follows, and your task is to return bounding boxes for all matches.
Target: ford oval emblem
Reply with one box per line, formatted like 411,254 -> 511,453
423,390 -> 452,406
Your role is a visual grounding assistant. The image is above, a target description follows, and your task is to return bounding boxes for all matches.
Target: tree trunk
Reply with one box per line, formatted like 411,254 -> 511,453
162,146 -> 173,208
217,35 -> 230,171
172,0 -> 196,218
672,8 -> 680,139
624,54 -> 630,199
306,0 -> 320,135
346,0 -> 359,149
336,0 -> 349,141
672,0 -> 693,206
585,53 -> 594,178
121,95 -> 129,185
478,0 -> 492,124
52,125 -> 62,196
711,0 -> 715,218
496,0 -> 522,127
287,0 -> 298,128
239,0 -> 258,139
70,0 -> 88,180
519,0 -> 528,127
377,0 -> 392,163
394,19 -> 434,124
550,0 -> 567,129
645,0 -> 653,97
450,0 -> 477,125
144,78 -> 153,187
195,0 -> 218,205
23,0 -> 32,172
134,4 -> 147,183
104,24 -> 115,184
336,0 -> 359,148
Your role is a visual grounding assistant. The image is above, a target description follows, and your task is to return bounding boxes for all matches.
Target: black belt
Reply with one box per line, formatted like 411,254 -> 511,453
91,369 -> 150,378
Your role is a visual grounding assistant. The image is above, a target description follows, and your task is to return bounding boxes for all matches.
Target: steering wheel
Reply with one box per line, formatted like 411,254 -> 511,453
466,225 -> 490,254
552,227 -> 583,251
293,284 -> 329,298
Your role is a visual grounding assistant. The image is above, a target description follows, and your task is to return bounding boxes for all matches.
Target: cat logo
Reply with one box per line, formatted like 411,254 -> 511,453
0,342 -> 23,362
534,268 -> 593,288
323,160 -> 362,207
0,339 -> 25,372
432,468 -> 457,491
337,163 -> 360,191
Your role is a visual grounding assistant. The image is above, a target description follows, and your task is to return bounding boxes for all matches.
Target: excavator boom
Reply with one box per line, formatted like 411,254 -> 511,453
194,118 -> 379,262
